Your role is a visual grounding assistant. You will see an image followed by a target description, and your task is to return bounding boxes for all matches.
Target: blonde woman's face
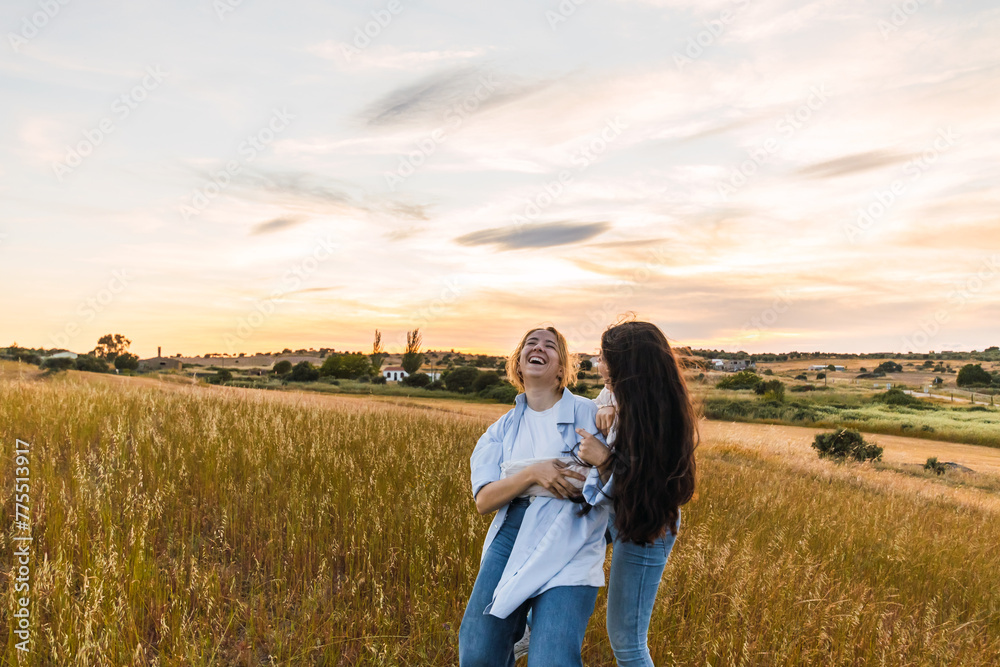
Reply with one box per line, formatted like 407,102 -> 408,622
519,329 -> 562,387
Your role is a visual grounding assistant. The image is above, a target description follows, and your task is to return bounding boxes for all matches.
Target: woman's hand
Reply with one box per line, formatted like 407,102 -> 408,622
526,460 -> 586,500
595,406 -> 616,437
576,428 -> 611,469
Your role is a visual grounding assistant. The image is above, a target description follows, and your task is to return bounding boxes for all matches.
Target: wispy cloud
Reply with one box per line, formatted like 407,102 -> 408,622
455,221 -> 611,250
250,216 -> 305,235
797,150 -> 915,179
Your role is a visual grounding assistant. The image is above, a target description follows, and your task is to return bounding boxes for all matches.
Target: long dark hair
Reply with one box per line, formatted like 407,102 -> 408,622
601,321 -> 698,544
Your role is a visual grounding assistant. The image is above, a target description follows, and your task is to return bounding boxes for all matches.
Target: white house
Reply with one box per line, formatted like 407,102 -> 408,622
808,365 -> 828,371
42,351 -> 78,361
382,366 -> 408,382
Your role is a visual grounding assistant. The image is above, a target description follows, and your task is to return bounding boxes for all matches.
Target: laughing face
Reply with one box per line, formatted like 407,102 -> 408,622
518,329 -> 563,388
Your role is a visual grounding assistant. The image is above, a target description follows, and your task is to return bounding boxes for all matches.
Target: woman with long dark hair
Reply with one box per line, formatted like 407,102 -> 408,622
576,320 -> 699,666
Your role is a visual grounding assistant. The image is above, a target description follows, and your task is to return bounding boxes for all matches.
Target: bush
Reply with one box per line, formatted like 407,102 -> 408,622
571,382 -> 591,396
214,369 -> 233,384
473,371 -> 501,393
289,361 -> 319,382
872,388 -> 920,406
372,375 -> 387,385
41,357 -> 75,372
716,370 -> 761,390
74,355 -> 110,373
273,360 -> 293,375
791,384 -> 817,392
486,383 -> 518,404
795,374 -> 808,381
875,361 -> 903,374
754,379 -> 785,402
114,353 -> 139,371
812,428 -> 883,462
816,372 -> 826,380
427,380 -> 444,391
924,457 -> 946,475
957,364 -> 992,387
402,372 -> 431,388
444,366 -> 479,393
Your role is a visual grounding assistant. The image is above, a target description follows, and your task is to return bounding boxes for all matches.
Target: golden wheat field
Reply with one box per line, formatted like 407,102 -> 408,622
2,364 -> 1000,666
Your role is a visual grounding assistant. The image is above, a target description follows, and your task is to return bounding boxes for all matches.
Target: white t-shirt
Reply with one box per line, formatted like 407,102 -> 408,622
510,403 -> 562,460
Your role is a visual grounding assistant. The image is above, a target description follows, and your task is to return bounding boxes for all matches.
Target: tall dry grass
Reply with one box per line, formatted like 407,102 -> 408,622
1,372 -> 999,665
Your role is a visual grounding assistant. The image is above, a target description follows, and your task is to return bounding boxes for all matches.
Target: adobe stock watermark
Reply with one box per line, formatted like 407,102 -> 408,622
844,127 -> 958,243
179,108 -> 295,221
49,269 -> 133,349
223,235 -> 337,351
564,242 -> 671,350
51,66 -> 167,182
213,0 -> 248,20
510,116 -> 629,229
545,0 -> 587,31
877,0 -> 929,39
12,438 -> 33,653
717,84 -> 829,201
740,289 -> 795,341
339,0 -> 407,62
384,73 -> 499,192
900,254 -> 999,353
673,0 -> 752,70
7,0 -> 71,52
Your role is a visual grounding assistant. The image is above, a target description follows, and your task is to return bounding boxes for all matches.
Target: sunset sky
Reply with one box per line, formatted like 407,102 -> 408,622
3,0 -> 999,358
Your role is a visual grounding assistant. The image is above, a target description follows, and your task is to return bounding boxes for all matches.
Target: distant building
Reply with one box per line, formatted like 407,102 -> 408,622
139,346 -> 183,371
42,351 -> 78,361
724,359 -> 754,372
809,365 -> 828,371
382,366 -> 408,382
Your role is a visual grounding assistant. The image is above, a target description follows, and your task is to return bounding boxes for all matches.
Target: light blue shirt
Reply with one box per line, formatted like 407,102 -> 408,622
469,388 -> 610,619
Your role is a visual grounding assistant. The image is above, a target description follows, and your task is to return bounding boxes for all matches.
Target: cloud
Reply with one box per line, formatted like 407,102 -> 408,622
360,67 -> 553,128
455,221 -> 611,250
250,216 -> 305,235
307,42 -> 487,70
797,150 -> 915,179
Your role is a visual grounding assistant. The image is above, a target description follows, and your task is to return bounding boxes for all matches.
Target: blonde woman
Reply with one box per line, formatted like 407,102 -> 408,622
459,327 -> 609,667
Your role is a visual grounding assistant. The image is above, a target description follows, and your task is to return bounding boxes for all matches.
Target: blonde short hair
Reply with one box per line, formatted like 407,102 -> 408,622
505,326 -> 576,393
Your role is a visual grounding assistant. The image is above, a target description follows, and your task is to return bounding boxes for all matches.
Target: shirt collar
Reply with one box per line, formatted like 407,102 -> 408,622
514,387 -> 576,424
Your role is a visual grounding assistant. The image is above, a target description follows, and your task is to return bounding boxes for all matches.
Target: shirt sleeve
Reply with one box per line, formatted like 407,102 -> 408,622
582,468 -> 614,507
593,386 -> 614,408
470,411 -> 511,499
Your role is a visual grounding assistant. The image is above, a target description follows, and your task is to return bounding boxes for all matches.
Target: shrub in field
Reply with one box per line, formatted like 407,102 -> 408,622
114,353 -> 140,370
402,372 -> 431,388
924,457 -> 947,475
486,382 -> 518,404
791,384 -> 817,392
472,371 -> 501,393
795,374 -> 808,381
212,369 -> 233,384
957,364 -> 992,387
289,361 -> 319,382
763,369 -> 774,376
74,354 -> 110,373
716,370 -> 761,390
816,372 -> 826,380
444,365 -> 479,393
426,379 -> 444,390
754,379 -> 785,402
876,361 -> 903,373
812,428 -> 883,462
273,360 -> 293,375
372,375 -> 387,385
873,388 -> 920,406
41,357 -> 75,372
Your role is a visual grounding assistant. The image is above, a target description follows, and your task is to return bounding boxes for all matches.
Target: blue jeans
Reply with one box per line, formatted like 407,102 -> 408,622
605,513 -> 679,667
459,498 -> 599,667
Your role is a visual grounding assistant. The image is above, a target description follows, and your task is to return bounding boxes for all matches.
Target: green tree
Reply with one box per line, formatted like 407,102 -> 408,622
319,355 -> 342,377
214,369 -> 233,384
289,361 -> 319,382
402,372 -> 431,388
402,329 -> 424,375
273,360 -> 293,375
92,333 -> 132,362
875,361 -> 903,373
341,354 -> 372,379
74,355 -> 110,373
41,357 -> 75,372
473,371 -> 501,393
445,366 -> 479,393
114,353 -> 139,370
716,370 -> 761,390
579,359 -> 592,371
957,364 -> 992,387
370,330 -> 387,371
